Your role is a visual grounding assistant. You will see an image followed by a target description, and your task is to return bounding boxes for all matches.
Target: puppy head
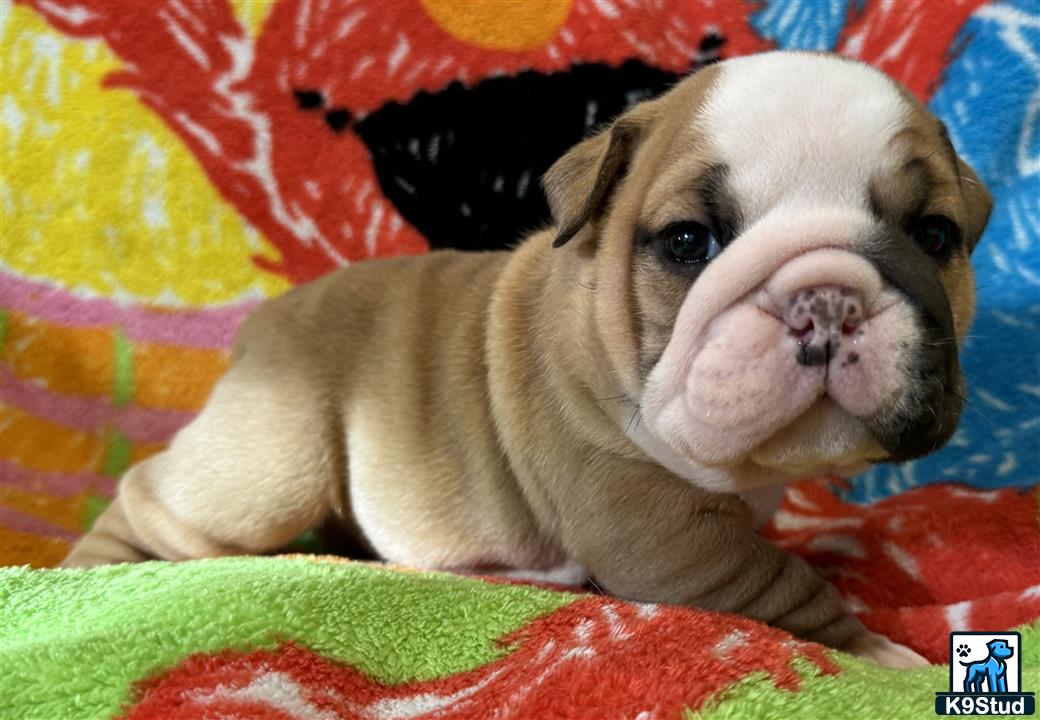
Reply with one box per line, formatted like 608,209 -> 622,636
543,52 -> 992,492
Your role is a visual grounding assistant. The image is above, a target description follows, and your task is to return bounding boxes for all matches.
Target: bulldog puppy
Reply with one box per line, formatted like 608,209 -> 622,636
65,52 -> 991,667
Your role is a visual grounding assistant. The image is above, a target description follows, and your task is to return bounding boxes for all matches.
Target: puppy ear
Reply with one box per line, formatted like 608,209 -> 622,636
955,156 -> 993,253
542,101 -> 657,248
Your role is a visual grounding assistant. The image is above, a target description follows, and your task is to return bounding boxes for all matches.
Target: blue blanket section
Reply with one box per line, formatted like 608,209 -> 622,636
754,0 -> 1040,501
751,0 -> 866,51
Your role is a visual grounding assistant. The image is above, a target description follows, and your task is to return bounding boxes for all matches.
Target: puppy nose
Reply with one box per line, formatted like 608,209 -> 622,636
784,286 -> 864,367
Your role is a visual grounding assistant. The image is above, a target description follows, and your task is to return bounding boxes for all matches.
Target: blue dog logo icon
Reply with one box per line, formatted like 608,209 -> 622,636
961,639 -> 1013,693
936,631 -> 1035,716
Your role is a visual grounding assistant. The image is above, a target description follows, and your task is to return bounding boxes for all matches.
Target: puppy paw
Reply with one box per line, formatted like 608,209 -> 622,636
844,631 -> 930,668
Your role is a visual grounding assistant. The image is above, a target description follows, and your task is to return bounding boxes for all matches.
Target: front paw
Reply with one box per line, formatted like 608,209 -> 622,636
844,630 -> 929,668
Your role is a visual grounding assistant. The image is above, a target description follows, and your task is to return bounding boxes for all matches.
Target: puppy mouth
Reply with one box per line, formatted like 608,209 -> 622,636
640,287 -> 957,475
747,398 -> 888,476
658,297 -> 912,466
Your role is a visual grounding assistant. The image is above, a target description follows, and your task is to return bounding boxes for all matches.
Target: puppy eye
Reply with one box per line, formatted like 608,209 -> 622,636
662,222 -> 721,265
911,215 -> 959,257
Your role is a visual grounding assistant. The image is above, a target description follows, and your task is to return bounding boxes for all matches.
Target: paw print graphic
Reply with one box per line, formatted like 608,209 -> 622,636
956,644 -> 972,657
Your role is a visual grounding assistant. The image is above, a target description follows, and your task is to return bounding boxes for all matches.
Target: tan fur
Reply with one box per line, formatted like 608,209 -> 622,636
65,55 -> 990,668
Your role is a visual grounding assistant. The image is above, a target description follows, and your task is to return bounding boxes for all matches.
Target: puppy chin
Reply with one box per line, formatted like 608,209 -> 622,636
748,399 -> 886,477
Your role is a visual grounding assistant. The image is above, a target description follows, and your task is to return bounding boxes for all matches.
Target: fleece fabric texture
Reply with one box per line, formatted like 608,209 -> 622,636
1,0 -> 1038,569
2,480 -> 1039,719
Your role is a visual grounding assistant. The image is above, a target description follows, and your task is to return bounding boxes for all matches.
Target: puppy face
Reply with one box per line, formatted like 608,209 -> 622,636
544,52 -> 992,492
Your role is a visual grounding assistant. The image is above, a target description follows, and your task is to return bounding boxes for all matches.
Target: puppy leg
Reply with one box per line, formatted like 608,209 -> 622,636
552,458 -> 926,667
63,355 -> 340,567
844,631 -> 929,668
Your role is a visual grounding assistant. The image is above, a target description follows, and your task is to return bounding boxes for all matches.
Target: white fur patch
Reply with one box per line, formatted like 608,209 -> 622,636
702,52 -> 909,221
625,407 -> 792,494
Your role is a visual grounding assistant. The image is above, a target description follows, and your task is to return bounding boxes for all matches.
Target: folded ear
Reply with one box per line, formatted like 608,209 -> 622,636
542,101 -> 659,248
955,156 -> 993,253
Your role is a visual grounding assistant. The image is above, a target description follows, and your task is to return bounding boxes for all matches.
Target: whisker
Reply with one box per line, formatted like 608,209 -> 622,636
931,414 -> 945,453
625,407 -> 641,433
922,334 -> 986,347
956,392 -> 999,430
963,404 -> 997,429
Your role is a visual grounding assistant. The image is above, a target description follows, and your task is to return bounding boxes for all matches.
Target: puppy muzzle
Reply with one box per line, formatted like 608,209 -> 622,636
638,205 -> 961,477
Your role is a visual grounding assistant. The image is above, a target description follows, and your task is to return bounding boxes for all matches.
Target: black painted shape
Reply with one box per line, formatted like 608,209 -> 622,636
294,89 -> 324,110
699,32 -> 725,54
353,48 -> 721,252
325,108 -> 352,133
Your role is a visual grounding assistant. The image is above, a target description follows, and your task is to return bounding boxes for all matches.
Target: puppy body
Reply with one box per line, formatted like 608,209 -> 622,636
67,53 -> 992,667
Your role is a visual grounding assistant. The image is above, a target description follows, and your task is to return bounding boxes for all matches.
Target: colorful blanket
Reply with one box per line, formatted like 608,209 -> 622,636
3,481 -> 1039,720
2,1 -> 1039,717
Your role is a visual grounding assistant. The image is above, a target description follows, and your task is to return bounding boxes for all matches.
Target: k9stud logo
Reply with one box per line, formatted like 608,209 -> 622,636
936,632 -> 1035,715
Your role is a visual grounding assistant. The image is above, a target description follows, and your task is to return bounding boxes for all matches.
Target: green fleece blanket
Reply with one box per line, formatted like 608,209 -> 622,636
1,557 -> 1035,720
